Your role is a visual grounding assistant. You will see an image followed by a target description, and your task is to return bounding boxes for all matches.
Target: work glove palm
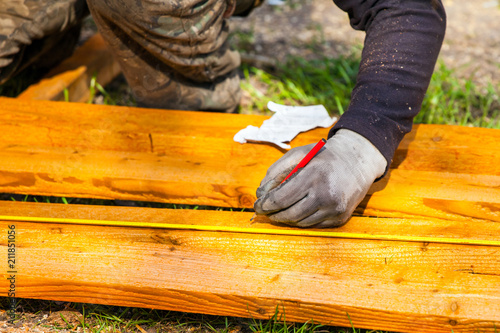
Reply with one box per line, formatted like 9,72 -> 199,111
254,129 -> 387,227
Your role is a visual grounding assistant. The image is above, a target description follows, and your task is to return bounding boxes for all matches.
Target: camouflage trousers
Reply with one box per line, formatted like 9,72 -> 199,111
0,0 -> 89,85
87,0 -> 261,112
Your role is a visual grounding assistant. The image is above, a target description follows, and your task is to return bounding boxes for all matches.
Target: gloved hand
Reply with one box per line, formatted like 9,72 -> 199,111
254,129 -> 387,227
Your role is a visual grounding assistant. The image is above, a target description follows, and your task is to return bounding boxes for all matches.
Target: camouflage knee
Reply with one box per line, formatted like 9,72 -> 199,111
88,0 -> 240,82
0,0 -> 88,84
87,0 -> 243,111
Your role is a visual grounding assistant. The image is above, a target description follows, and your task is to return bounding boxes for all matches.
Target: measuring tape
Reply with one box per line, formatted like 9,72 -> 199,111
1,215 -> 499,247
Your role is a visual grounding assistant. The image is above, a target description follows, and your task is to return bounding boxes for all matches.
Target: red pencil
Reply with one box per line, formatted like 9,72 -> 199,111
280,138 -> 326,184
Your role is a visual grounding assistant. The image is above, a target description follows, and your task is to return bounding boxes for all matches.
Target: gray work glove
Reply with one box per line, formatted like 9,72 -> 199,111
254,129 -> 387,227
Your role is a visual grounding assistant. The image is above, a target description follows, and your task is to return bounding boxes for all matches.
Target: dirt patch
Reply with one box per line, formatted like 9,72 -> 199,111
231,0 -> 500,87
439,0 -> 500,86
0,308 -> 83,333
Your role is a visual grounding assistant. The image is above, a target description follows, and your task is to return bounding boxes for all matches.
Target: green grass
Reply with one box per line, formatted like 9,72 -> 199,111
1,298 -> 381,333
240,54 -> 359,116
240,56 -> 500,128
417,62 -> 500,127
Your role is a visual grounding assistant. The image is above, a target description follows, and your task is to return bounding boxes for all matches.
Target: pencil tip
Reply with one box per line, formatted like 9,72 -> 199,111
250,213 -> 257,222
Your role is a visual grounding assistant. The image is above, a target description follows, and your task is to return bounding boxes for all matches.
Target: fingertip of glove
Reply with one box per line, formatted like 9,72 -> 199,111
253,196 -> 264,214
253,192 -> 278,214
256,186 -> 265,199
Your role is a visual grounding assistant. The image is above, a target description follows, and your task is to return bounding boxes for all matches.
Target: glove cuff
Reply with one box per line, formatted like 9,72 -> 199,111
326,129 -> 387,182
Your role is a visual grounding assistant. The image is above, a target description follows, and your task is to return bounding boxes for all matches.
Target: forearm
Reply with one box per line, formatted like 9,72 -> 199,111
329,0 -> 446,171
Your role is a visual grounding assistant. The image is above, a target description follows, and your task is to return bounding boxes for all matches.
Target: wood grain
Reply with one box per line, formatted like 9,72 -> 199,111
17,34 -> 121,102
1,98 -> 500,222
1,203 -> 499,332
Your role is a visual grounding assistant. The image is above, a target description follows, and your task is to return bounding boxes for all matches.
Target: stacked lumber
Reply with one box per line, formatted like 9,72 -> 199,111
0,96 -> 500,333
16,33 -> 121,103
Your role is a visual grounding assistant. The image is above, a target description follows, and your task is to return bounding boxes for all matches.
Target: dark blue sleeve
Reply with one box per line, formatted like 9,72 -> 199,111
328,0 -> 446,173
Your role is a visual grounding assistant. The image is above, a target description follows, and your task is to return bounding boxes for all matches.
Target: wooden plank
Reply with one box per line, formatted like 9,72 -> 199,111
1,201 -> 500,246
1,97 -> 499,219
1,144 -> 498,210
394,124 -> 500,174
1,201 -> 499,333
3,97 -> 500,161
2,97 -> 500,176
16,34 -> 121,102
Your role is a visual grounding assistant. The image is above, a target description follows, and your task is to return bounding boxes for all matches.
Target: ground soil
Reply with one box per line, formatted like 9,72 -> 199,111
231,0 -> 500,87
2,1 -> 500,332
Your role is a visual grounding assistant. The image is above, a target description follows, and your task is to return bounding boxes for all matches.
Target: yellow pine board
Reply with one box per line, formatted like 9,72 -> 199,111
0,145 -> 499,216
1,214 -> 499,333
2,97 -> 500,163
1,98 -> 499,217
0,201 -> 499,246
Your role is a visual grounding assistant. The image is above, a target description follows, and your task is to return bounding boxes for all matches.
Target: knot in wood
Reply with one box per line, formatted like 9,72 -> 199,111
239,193 -> 255,207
